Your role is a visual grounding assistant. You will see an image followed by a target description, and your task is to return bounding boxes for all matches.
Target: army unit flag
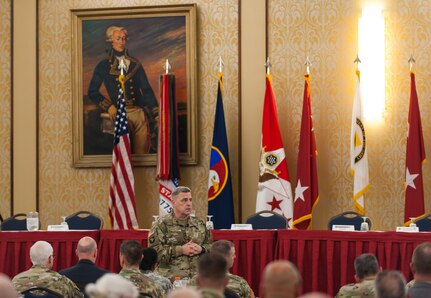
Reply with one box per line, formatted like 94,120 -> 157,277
293,74 -> 319,230
256,74 -> 293,227
109,75 -> 139,230
404,71 -> 426,225
350,70 -> 369,215
208,73 -> 235,229
157,73 -> 181,216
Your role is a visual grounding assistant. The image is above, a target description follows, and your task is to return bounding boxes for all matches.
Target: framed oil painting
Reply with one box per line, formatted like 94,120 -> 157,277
72,4 -> 197,167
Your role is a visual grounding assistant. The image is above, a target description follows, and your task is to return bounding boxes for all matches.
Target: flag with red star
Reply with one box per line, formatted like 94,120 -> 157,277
404,71 -> 425,226
255,74 -> 293,227
293,74 -> 319,230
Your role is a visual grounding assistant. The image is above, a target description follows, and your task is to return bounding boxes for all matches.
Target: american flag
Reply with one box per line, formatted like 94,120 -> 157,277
109,84 -> 139,229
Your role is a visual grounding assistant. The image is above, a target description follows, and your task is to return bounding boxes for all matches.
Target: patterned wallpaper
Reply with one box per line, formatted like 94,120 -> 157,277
268,0 -> 431,230
38,0 -> 239,228
0,0 -> 11,219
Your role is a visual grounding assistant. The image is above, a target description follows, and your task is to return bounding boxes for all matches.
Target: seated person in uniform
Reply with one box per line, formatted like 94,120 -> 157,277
118,240 -> 163,298
196,253 -> 234,298
336,253 -> 380,297
189,240 -> 254,298
12,240 -> 83,297
375,270 -> 406,298
260,260 -> 302,298
139,247 -> 172,294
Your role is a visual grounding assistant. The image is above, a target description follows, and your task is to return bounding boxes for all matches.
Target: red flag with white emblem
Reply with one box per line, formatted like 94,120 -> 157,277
404,71 -> 425,225
255,74 -> 293,227
293,74 -> 319,230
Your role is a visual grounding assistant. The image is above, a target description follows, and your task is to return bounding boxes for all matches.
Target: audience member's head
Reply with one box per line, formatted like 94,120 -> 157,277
211,240 -> 235,269
167,287 -> 201,298
354,253 -> 380,281
411,242 -> 431,279
260,260 -> 302,298
86,273 -> 138,298
77,236 -> 98,262
120,240 -> 143,268
139,247 -> 158,271
0,274 -> 19,298
30,240 -> 54,268
375,270 -> 406,298
196,253 -> 229,292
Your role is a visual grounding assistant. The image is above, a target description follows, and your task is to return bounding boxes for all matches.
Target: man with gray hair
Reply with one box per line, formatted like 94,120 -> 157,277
336,253 -> 380,297
149,186 -> 212,280
60,236 -> 110,296
12,240 -> 83,297
375,270 -> 406,298
86,273 -> 138,298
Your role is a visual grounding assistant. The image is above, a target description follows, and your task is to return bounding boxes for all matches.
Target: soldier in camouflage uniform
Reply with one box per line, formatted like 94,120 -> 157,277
196,253 -> 228,298
12,240 -> 83,298
140,247 -> 172,294
148,186 -> 212,280
336,253 -> 380,297
119,240 -> 164,298
189,240 -> 254,298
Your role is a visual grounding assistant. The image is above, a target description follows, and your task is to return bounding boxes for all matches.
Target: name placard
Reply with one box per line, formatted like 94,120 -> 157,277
396,226 -> 419,233
231,224 -> 253,230
47,225 -> 69,231
332,225 -> 355,231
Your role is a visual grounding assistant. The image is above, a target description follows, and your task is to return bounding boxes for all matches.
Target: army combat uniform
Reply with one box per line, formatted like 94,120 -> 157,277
189,273 -> 255,298
12,265 -> 83,298
148,213 -> 213,280
141,269 -> 172,294
336,278 -> 376,298
119,268 -> 164,298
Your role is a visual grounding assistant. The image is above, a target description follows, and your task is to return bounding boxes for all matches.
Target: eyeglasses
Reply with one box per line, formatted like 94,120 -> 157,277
50,254 -> 56,258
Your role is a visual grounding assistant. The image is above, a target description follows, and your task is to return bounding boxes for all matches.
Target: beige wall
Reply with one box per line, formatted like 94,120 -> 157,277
3,0 -> 431,231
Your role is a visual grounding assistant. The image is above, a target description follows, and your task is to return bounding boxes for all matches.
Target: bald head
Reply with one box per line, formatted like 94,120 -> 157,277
261,260 -> 302,298
0,274 -> 18,298
77,236 -> 97,262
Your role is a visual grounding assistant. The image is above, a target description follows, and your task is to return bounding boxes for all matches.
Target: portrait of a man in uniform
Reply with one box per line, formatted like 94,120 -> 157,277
80,16 -> 189,157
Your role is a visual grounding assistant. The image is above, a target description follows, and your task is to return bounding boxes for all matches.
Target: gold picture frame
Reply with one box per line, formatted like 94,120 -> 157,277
71,4 -> 197,167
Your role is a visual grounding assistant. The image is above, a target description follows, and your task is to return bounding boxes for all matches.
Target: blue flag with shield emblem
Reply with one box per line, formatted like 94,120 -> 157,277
208,73 -> 234,229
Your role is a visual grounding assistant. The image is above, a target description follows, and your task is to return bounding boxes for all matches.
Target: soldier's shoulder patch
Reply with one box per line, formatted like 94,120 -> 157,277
149,234 -> 155,244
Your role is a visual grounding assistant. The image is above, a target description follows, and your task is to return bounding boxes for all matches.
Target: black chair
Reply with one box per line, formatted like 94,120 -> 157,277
65,211 -> 103,230
21,287 -> 63,298
413,214 -> 431,231
245,210 -> 288,229
328,211 -> 371,231
1,213 -> 27,231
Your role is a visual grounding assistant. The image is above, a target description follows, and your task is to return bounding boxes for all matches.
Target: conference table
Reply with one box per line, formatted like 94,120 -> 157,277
1,229 -> 430,296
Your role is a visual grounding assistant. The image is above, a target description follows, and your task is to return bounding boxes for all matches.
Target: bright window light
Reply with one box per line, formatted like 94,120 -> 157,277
358,3 -> 385,123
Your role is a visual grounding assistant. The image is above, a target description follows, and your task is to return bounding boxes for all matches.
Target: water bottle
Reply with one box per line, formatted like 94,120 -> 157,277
172,276 -> 182,289
26,212 -> 39,231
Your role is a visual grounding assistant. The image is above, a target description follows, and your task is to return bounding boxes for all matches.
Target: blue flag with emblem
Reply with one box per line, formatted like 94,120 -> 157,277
208,72 -> 234,229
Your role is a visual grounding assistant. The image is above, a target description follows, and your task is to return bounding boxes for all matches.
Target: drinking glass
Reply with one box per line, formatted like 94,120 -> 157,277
206,215 -> 214,230
26,211 -> 39,231
409,217 -> 417,228
360,217 -> 369,231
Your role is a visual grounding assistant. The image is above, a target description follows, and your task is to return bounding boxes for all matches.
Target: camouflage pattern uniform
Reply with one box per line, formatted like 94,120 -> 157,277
12,265 -> 83,298
141,269 -> 172,294
189,273 -> 255,298
148,213 -> 213,279
336,278 -> 376,297
119,268 -> 164,298
200,288 -> 225,298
